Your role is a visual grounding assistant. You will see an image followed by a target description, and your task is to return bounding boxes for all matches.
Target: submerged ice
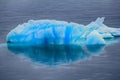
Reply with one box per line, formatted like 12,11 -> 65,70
7,44 -> 104,65
7,17 -> 120,45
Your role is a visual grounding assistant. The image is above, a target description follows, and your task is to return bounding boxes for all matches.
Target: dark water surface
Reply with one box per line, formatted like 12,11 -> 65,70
0,0 -> 120,80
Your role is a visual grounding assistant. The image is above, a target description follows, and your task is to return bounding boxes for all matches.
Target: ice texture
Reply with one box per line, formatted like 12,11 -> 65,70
6,17 -> 120,45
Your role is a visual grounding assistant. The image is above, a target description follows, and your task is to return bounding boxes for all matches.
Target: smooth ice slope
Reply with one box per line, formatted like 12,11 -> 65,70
6,17 -> 120,45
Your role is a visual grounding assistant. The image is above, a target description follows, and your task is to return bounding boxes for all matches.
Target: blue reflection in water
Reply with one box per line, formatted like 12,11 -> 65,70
7,44 -> 105,65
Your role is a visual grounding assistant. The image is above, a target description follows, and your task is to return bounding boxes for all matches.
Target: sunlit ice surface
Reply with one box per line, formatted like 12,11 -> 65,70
6,17 -> 120,45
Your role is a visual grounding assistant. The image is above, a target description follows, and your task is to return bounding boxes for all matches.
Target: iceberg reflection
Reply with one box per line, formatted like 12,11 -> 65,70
7,44 -> 105,65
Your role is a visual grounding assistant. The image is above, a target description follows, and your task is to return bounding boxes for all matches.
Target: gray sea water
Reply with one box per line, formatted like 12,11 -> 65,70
0,0 -> 120,80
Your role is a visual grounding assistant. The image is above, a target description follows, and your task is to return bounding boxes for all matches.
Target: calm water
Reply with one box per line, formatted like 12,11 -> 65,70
0,0 -> 120,80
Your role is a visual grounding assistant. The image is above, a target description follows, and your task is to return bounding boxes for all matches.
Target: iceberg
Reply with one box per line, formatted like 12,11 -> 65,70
6,17 -> 120,45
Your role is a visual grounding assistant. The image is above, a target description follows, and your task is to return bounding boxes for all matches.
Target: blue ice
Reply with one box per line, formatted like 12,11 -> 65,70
6,17 -> 120,45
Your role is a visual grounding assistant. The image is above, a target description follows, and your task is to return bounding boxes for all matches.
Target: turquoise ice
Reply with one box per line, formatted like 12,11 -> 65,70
7,44 -> 104,65
6,17 -> 120,45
